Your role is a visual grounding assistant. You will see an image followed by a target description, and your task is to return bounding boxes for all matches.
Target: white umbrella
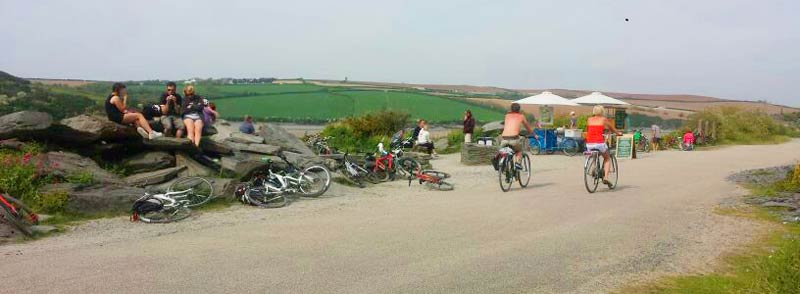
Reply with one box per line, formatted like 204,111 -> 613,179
571,92 -> 630,106
514,91 -> 580,106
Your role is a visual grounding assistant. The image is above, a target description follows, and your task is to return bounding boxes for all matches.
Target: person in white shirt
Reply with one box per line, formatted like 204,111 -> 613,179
416,121 -> 436,156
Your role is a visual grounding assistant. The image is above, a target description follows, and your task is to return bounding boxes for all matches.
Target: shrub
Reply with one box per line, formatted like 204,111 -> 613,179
65,171 -> 94,186
686,107 -> 798,145
319,111 -> 409,153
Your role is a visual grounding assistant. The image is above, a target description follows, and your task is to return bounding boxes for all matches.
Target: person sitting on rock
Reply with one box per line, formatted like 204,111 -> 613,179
202,101 -> 219,135
160,82 -> 184,138
105,82 -> 162,140
416,121 -> 437,156
239,115 -> 255,134
181,85 -> 205,147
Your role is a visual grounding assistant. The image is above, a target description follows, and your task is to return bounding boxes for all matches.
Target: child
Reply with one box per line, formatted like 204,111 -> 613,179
682,129 -> 695,151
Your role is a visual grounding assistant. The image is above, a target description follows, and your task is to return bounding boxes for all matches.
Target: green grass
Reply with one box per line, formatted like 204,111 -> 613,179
214,89 -> 505,123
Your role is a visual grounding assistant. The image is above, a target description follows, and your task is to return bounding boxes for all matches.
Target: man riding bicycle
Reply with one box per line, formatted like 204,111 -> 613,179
585,105 -> 622,187
501,103 -> 537,168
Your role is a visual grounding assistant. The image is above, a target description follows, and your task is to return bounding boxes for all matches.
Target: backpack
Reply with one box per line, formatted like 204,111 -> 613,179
130,198 -> 163,221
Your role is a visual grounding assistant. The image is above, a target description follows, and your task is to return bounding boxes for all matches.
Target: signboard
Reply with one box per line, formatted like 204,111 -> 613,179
539,106 -> 554,126
614,109 -> 627,130
616,134 -> 634,159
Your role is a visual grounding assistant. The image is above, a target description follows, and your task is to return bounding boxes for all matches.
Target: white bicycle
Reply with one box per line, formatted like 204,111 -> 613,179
131,177 -> 214,223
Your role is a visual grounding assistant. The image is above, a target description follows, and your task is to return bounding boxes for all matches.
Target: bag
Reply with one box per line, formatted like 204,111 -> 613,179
130,198 -> 163,221
491,153 -> 502,171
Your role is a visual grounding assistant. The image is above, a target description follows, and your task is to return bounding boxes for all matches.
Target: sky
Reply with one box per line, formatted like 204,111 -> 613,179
1,0 -> 798,106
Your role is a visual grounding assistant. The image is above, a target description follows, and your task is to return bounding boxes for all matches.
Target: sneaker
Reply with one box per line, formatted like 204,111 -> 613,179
148,131 -> 163,140
136,127 -> 148,139
514,163 -> 523,170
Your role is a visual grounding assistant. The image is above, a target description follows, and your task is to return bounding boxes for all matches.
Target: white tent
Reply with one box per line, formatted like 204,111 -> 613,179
571,92 -> 630,106
514,91 -> 580,106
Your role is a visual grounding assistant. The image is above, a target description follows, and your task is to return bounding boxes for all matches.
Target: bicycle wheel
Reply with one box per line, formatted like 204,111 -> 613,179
168,177 -> 214,208
518,153 -> 532,188
371,166 -> 391,182
424,180 -> 454,191
584,154 -> 600,193
608,155 -> 619,189
138,206 -> 192,223
397,158 -> 421,177
498,156 -> 513,192
531,141 -> 542,155
562,139 -> 579,156
643,141 -> 651,153
0,195 -> 38,236
298,165 -> 331,197
421,170 -> 451,179
245,183 -> 288,208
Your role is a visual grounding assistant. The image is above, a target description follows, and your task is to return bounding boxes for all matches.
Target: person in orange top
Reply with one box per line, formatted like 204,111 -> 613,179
501,103 -> 536,167
585,105 -> 622,186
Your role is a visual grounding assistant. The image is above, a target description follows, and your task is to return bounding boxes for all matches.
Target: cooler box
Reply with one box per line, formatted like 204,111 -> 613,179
565,129 -> 583,139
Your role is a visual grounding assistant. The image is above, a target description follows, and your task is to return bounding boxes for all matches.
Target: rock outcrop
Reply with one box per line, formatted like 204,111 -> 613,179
40,151 -> 123,185
123,151 -> 175,174
53,114 -> 138,143
0,111 -> 53,140
125,166 -> 186,187
256,123 -> 314,155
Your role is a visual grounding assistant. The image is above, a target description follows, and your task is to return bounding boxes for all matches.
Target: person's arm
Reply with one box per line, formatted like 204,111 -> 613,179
522,118 -> 535,138
111,96 -> 126,113
605,118 -> 621,135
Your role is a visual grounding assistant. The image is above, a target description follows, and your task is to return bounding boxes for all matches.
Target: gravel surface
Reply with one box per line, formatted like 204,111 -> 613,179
2,140 -> 800,293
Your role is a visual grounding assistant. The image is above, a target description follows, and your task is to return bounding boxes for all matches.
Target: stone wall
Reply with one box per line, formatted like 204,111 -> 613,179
460,143 -> 498,165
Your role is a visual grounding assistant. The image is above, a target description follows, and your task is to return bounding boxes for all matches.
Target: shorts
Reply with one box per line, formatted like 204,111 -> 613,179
183,113 -> 201,121
500,137 -> 523,153
585,143 -> 609,153
652,137 -> 661,144
160,115 -> 185,130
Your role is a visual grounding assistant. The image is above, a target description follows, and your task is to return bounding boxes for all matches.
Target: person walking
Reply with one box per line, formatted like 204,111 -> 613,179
159,82 -> 184,138
463,110 -> 475,143
651,124 -> 662,151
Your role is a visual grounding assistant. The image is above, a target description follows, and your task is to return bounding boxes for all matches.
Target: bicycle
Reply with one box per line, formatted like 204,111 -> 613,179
306,135 -> 334,156
331,152 -> 370,188
636,132 -> 651,153
0,193 -> 39,236
494,136 -> 532,192
131,177 -> 214,223
242,152 -> 332,198
407,169 -> 454,191
583,148 -> 618,193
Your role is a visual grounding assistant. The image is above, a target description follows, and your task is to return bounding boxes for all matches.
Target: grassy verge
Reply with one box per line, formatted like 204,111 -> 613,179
618,166 -> 800,293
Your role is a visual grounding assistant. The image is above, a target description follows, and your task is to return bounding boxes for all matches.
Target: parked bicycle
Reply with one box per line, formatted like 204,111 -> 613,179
364,139 -> 421,183
0,193 -> 39,236
306,135 -> 334,156
407,169 -> 453,191
131,177 -> 214,223
493,136 -> 532,192
332,152 -> 371,188
238,152 -> 332,202
583,148 -> 619,193
636,132 -> 651,153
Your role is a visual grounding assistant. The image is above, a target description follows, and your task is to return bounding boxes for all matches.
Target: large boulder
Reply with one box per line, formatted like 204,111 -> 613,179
67,185 -> 145,214
200,138 -> 234,155
256,123 -> 315,155
142,137 -> 197,151
0,111 -> 53,140
125,166 -> 186,187
209,120 -> 236,143
482,121 -> 504,134
175,152 -> 215,177
227,142 -> 282,155
54,114 -> 138,143
40,151 -> 122,185
226,132 -> 265,144
460,143 -> 498,165
221,152 -> 275,179
147,177 -> 237,199
283,151 -> 323,168
123,151 -> 175,173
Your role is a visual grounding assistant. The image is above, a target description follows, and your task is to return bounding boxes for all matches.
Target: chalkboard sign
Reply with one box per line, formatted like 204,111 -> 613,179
616,135 -> 634,159
614,109 -> 627,129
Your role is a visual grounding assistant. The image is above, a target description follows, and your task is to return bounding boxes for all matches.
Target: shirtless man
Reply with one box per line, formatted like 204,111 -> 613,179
501,103 -> 536,166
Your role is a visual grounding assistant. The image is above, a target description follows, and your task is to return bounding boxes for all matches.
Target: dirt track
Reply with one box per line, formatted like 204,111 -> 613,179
2,141 -> 799,293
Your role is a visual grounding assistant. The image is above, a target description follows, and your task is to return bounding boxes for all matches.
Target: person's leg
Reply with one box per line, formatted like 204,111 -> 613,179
160,116 -> 173,136
184,118 -> 195,143
193,120 -> 203,146
464,133 -> 472,143
174,117 -> 185,138
602,152 -> 611,180
122,113 -> 153,133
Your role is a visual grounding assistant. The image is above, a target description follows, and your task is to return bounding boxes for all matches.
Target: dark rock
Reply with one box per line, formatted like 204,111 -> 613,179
0,111 -> 53,140
209,178 -> 236,199
125,166 -> 186,187
200,138 -> 234,155
221,153 -> 275,180
29,225 -> 57,234
226,132 -> 265,144
761,201 -> 798,209
142,137 -> 197,151
123,151 -> 174,173
203,125 -> 218,136
40,151 -> 122,185
54,114 -> 138,143
727,165 -> 794,186
66,185 -> 145,214
256,123 -> 314,155
0,138 -> 26,150
228,142 -> 282,155
283,151 -> 323,168
175,152 -> 215,177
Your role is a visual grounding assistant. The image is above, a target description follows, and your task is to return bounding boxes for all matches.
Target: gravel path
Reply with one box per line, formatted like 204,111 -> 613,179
2,140 -> 800,293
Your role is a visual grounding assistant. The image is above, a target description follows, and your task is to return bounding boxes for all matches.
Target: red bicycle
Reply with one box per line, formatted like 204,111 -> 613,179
407,169 -> 454,191
365,151 -> 395,183
0,193 -> 39,236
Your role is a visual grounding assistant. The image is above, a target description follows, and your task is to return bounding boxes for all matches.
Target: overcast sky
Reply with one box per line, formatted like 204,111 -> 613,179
1,0 -> 798,105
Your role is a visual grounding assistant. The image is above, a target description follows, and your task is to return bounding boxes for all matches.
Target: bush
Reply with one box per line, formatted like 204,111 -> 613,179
441,127 -> 484,154
319,110 -> 409,153
686,107 -> 798,145
0,146 -> 64,212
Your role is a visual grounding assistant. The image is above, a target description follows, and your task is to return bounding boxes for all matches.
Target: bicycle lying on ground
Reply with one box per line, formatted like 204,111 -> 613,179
0,193 -> 39,236
583,148 -> 618,193
131,177 -> 214,223
236,152 -> 332,206
332,152 -> 371,188
494,136 -> 532,192
407,169 -> 453,191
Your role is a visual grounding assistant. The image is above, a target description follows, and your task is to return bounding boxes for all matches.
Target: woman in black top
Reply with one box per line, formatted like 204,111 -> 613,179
105,83 -> 162,140
181,85 -> 205,147
463,110 -> 475,143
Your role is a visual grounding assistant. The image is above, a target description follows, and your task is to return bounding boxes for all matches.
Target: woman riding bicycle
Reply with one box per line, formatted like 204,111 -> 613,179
585,105 -> 621,186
